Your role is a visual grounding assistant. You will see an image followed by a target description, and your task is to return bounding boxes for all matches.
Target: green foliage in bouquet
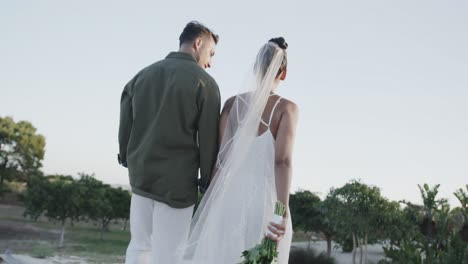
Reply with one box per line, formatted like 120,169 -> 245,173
240,201 -> 287,264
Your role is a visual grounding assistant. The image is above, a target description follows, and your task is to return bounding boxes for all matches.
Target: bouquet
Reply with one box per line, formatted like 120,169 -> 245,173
239,201 -> 286,264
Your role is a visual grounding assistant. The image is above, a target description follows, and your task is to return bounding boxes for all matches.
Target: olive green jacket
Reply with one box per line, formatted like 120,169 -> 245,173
118,52 -> 220,208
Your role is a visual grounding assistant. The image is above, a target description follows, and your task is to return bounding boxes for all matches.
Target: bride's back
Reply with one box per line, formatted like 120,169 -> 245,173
258,94 -> 297,139
222,93 -> 297,141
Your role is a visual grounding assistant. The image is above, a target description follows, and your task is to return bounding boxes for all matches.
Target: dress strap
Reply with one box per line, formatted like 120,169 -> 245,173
267,96 -> 282,126
260,96 -> 282,128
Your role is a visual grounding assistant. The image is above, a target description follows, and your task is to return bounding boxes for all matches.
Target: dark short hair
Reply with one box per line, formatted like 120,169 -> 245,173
179,21 -> 219,47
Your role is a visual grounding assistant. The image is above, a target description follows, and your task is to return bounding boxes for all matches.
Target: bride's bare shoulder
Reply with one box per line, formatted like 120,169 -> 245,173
222,93 -> 249,113
278,97 -> 299,116
222,96 -> 237,113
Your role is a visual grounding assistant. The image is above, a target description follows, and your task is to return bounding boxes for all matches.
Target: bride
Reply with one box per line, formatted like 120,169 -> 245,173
177,37 -> 299,264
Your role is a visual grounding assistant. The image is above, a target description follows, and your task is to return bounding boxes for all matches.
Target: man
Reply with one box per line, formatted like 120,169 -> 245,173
118,21 -> 220,264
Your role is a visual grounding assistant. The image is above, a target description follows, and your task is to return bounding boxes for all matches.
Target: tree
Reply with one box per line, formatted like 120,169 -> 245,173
454,185 -> 468,243
381,204 -> 424,264
23,175 -> 81,247
78,174 -> 131,239
289,189 -> 339,258
77,174 -> 108,239
320,195 -> 342,258
76,173 -> 104,220
325,180 -> 389,264
97,186 -> 130,238
0,117 -> 45,192
22,175 -> 49,220
289,190 -> 322,249
112,187 -> 131,231
417,184 -> 447,237
383,184 -> 468,264
454,185 -> 468,217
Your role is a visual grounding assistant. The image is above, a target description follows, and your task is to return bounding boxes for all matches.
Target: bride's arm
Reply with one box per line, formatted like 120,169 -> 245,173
274,101 -> 299,214
266,101 -> 298,242
208,96 -> 235,186
218,97 -> 234,147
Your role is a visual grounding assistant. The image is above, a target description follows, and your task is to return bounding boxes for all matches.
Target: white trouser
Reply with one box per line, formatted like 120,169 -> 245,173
125,193 -> 194,264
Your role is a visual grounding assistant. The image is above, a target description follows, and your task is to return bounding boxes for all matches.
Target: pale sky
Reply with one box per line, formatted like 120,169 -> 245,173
1,1 -> 467,206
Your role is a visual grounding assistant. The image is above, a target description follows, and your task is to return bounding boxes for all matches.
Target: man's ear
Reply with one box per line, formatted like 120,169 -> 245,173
194,37 -> 203,51
280,69 -> 287,81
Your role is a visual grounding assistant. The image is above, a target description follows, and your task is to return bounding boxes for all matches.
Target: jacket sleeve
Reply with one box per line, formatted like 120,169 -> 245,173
196,78 -> 221,192
118,77 -> 136,167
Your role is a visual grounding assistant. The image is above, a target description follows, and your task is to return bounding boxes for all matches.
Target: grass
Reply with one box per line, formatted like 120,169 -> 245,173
30,243 -> 55,258
9,224 -> 130,263
64,225 -> 130,256
1,215 -> 130,263
1,188 -> 130,263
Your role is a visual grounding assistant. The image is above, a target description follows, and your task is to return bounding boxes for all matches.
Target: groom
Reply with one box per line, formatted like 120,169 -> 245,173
118,21 -> 220,263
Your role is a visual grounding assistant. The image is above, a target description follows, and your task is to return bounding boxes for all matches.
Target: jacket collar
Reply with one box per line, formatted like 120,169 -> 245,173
166,52 -> 197,63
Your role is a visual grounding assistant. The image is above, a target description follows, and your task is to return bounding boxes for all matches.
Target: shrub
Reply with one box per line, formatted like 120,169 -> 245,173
289,248 -> 336,264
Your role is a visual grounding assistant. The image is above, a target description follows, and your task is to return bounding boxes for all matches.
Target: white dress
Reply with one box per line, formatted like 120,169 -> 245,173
177,96 -> 293,264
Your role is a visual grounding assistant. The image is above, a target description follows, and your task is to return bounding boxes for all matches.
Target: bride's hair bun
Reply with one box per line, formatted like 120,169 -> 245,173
268,37 -> 288,50
254,37 -> 288,78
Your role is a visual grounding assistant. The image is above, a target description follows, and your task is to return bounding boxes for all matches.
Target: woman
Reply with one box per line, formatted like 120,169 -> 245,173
178,37 -> 299,264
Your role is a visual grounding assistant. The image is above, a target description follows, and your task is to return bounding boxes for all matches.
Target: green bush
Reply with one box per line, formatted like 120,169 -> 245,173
341,237 -> 354,253
382,184 -> 468,263
0,185 -> 8,194
30,243 -> 54,259
382,240 -> 423,264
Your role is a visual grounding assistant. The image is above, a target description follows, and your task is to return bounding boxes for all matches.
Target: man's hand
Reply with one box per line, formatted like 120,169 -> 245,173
117,154 -> 128,168
197,178 -> 208,193
266,218 -> 286,243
